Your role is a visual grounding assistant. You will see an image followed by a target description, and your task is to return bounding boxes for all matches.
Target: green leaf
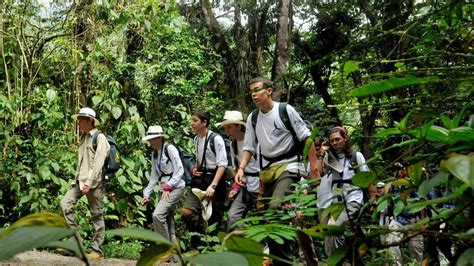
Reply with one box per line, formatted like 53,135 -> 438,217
0,226 -> 77,260
328,246 -> 347,265
137,244 -> 174,266
39,165 -> 51,180
351,171 -> 376,188
457,248 -> 474,266
444,153 -> 474,188
407,161 -> 424,186
92,95 -> 103,106
46,89 -> 57,102
425,125 -> 450,143
105,228 -> 172,245
405,195 -> 456,213
191,251 -> 248,266
375,127 -> 402,137
440,114 -> 453,129
349,75 -> 441,97
304,224 -> 345,238
418,171 -> 448,197
112,106 -> 122,119
399,112 -> 412,131
391,178 -> 412,187
224,235 -> 263,266
0,212 -> 69,238
343,60 -> 361,76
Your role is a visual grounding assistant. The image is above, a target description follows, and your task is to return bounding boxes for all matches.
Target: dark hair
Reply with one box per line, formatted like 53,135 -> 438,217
191,110 -> 211,127
328,126 -> 353,156
247,76 -> 273,89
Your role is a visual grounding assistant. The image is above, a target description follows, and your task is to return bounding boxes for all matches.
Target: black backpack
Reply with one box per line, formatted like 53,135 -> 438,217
162,144 -> 195,186
206,132 -> 235,181
92,131 -> 120,178
250,102 -> 307,165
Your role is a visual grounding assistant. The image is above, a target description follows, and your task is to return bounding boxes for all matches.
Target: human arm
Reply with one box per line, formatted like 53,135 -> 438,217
85,133 -> 110,189
163,144 -> 184,191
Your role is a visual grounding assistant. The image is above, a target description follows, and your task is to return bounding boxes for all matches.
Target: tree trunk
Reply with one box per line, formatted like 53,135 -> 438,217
271,0 -> 291,102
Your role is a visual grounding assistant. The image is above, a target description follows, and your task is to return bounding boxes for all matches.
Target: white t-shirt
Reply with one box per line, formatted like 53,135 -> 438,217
316,151 -> 369,209
231,139 -> 260,192
243,102 -> 310,174
195,130 -> 228,170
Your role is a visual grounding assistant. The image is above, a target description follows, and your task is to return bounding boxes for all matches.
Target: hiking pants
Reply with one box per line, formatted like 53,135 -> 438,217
60,181 -> 105,256
227,188 -> 258,232
153,187 -> 185,242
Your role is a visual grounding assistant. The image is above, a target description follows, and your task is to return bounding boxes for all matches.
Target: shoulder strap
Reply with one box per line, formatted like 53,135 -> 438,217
208,132 -> 217,155
279,102 -> 297,140
349,150 -> 359,172
92,130 -> 102,151
163,143 -> 171,163
231,139 -> 239,168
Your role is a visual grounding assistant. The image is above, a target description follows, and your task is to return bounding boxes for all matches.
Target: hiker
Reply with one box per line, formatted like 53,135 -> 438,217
382,164 -> 424,265
181,110 -> 228,241
235,77 -> 313,265
140,125 -> 185,258
60,107 -> 110,261
312,126 -> 369,259
217,111 -> 260,232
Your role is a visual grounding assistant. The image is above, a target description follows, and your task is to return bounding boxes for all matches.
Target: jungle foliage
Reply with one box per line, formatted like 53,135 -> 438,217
0,0 -> 472,265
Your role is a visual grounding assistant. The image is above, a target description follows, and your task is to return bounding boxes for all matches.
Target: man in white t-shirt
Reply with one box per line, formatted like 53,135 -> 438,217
218,110 -> 260,232
235,77 -> 314,265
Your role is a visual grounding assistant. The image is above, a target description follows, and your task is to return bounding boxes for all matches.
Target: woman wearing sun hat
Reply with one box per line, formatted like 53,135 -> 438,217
140,125 -> 185,258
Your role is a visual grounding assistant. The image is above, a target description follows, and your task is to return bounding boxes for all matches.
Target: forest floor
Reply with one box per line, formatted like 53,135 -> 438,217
1,251 -> 178,266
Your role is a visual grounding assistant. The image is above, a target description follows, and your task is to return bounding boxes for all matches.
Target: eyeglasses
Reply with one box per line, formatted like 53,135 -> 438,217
249,86 -> 268,94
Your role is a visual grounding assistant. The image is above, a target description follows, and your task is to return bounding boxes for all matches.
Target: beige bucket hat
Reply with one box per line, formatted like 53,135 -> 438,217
191,188 -> 213,221
216,110 -> 246,127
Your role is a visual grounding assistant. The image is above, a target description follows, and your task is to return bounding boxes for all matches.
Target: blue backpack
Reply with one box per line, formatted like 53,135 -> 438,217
92,131 -> 121,178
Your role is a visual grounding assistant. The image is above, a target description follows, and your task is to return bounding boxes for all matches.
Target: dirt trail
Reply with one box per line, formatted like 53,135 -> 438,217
2,251 -> 136,266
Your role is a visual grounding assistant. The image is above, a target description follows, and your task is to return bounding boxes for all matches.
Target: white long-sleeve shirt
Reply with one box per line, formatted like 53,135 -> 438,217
143,144 -> 185,197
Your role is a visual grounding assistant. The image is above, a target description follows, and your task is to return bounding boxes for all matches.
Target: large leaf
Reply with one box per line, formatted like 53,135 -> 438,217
343,60 -> 361,76
0,212 -> 69,238
105,228 -> 172,245
351,171 -> 376,188
349,75 -> 441,97
418,171 -> 449,197
425,125 -> 450,143
191,251 -> 248,266
404,195 -> 456,213
375,127 -> 402,137
444,153 -> 474,188
136,244 -> 174,266
456,248 -> 474,266
328,246 -> 348,265
0,226 -> 77,260
304,224 -> 346,238
407,161 -> 424,186
224,235 -> 264,266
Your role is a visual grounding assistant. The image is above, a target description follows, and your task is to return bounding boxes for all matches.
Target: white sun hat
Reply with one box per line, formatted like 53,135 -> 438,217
142,125 -> 170,142
72,107 -> 100,125
216,110 -> 246,127
191,188 -> 213,221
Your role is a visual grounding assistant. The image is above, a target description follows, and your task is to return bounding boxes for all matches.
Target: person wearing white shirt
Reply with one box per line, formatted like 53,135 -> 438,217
140,125 -> 185,250
312,126 -> 369,260
218,110 -> 260,232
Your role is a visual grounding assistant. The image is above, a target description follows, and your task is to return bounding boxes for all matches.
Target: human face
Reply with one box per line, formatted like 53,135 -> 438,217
77,117 -> 93,132
222,124 -> 241,140
249,81 -> 272,107
329,131 -> 346,153
148,137 -> 164,150
190,115 -> 207,133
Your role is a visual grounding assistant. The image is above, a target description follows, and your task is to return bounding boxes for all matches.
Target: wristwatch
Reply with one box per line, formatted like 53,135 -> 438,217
211,184 -> 217,189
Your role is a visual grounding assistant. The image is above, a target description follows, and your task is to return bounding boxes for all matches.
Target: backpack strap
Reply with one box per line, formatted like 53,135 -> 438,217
208,132 -> 217,155
231,139 -> 239,169
349,150 -> 359,173
91,130 -> 102,151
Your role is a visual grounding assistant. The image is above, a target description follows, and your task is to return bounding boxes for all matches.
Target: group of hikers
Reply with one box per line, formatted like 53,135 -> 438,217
60,76 -> 435,265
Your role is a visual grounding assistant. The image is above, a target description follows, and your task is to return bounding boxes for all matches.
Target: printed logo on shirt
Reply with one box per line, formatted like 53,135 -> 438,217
272,122 -> 285,137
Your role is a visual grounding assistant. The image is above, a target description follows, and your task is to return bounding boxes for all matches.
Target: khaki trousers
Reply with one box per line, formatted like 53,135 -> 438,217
60,181 -> 105,255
